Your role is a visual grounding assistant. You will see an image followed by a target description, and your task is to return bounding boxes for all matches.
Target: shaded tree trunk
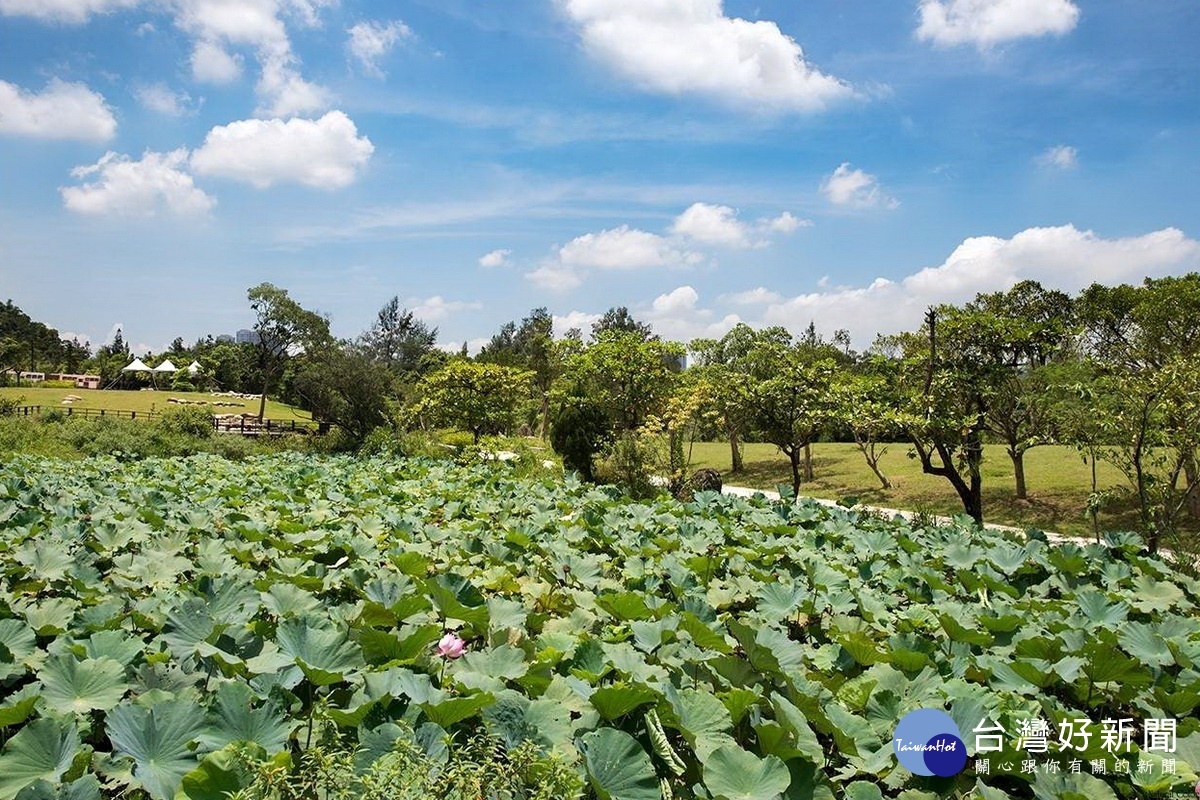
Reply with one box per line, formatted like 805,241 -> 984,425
729,427 -> 743,473
1009,447 -> 1028,500
803,441 -> 814,482
787,446 -> 802,497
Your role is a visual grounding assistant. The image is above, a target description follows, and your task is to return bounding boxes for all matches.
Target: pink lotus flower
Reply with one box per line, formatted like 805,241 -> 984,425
435,633 -> 466,659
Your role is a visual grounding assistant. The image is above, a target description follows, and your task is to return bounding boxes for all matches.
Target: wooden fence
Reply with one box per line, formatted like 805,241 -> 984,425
6,405 -> 323,437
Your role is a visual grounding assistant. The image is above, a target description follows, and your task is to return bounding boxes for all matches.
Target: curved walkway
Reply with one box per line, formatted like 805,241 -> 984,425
719,484 -> 1100,548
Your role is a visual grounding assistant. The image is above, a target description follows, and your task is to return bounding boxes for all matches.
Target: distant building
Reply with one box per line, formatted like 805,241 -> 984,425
215,334 -> 235,343
235,329 -> 260,345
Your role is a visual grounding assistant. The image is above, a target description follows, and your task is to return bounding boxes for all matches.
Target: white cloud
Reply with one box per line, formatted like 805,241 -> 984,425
552,310 -> 602,338
479,249 -> 511,268
0,0 -> 139,24
917,0 -> 1080,48
762,225 -> 1200,346
1037,144 -> 1078,170
672,202 -> 752,247
256,53 -> 329,117
527,263 -> 585,292
190,111 -> 374,189
821,163 -> 898,209
558,224 -> 703,270
172,0 -> 330,116
765,211 -> 808,233
191,40 -> 243,83
671,202 -> 809,247
560,0 -> 852,112
134,83 -> 193,116
347,19 -> 412,77
721,287 -> 783,305
643,285 -> 740,341
408,295 -> 483,322
0,79 -> 116,141
61,149 -> 216,217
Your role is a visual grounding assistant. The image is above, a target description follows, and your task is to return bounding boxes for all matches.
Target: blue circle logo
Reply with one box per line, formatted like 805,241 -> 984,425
893,709 -> 968,777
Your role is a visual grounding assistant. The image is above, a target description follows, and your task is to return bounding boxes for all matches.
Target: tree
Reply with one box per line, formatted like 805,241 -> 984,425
479,308 -> 559,436
833,360 -> 901,490
689,324 -> 790,474
885,309 -> 991,523
745,341 -> 839,497
288,344 -> 394,445
408,360 -> 533,443
563,331 -> 683,433
591,307 -> 654,341
360,297 -> 438,377
247,283 -> 332,422
965,280 -> 1076,499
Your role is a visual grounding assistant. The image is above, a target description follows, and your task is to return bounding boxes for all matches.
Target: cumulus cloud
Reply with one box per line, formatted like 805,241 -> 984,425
409,295 -> 483,322
172,0 -> 331,116
672,202 -> 809,247
134,83 -> 194,116
191,40 -> 243,83
721,287 -> 783,305
1037,144 -> 1078,170
761,225 -> 1200,346
190,111 -> 374,189
479,249 -> 512,268
527,263 -> 586,292
559,0 -> 852,112
347,19 -> 412,77
0,0 -> 139,24
558,224 -> 703,270
916,0 -> 1080,48
61,149 -> 216,217
672,202 -> 751,247
552,310 -> 602,338
821,163 -> 898,209
0,78 -> 116,141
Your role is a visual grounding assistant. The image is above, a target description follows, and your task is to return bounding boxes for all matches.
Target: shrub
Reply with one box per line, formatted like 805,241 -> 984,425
549,398 -> 611,482
0,395 -> 25,416
155,406 -> 214,439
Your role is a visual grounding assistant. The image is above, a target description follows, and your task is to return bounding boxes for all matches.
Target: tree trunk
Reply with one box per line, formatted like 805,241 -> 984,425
539,392 -> 550,439
728,427 -> 743,473
802,441 -> 813,482
860,442 -> 891,490
257,375 -> 269,422
787,447 -> 802,497
1009,448 -> 1028,500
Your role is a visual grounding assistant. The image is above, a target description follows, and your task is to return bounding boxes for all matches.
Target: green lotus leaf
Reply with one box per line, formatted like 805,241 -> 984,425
198,682 -> 294,755
702,744 -> 791,800
275,617 -> 363,685
581,728 -> 660,800
106,699 -> 206,800
0,719 -> 81,800
39,656 -> 129,715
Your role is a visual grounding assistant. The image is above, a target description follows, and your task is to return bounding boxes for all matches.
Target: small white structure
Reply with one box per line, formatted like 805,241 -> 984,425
154,359 -> 178,373
186,361 -> 202,376
122,358 -> 152,372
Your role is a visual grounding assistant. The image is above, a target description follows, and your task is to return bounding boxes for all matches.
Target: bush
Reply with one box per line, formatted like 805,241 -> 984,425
549,398 -> 611,482
227,721 -> 583,800
155,406 -> 214,438
0,395 -> 25,416
594,430 -> 665,500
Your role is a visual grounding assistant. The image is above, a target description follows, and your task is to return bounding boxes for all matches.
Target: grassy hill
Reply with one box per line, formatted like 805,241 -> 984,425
0,386 -> 310,420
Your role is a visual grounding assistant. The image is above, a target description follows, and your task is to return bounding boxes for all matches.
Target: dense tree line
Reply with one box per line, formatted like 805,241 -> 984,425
6,274 -> 1200,551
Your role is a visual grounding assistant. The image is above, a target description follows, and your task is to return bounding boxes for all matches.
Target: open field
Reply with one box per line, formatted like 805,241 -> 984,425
688,441 -> 1148,538
0,386 -> 311,420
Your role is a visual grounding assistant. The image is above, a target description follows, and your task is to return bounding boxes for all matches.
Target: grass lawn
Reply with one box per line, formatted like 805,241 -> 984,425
688,440 -> 1155,538
0,386 -> 311,421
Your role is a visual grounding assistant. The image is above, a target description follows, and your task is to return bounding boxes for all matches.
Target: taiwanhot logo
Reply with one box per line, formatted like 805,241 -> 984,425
893,709 -> 968,778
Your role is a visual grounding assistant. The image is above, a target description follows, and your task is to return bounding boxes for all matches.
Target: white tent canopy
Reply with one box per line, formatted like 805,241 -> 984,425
154,359 -> 178,373
186,361 -> 201,375
122,358 -> 152,372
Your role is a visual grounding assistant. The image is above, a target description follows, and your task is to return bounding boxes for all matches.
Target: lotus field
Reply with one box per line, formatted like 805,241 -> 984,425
1,454 -> 1199,799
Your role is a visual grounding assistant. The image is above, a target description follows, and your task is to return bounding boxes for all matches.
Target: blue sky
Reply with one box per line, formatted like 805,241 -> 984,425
2,0 -> 1198,354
